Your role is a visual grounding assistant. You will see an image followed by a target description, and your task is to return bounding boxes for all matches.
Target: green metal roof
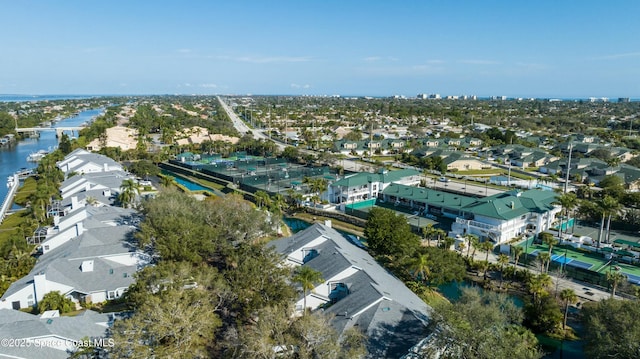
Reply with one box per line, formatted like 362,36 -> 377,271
382,184 -> 558,221
382,183 -> 477,211
613,239 -> 640,248
331,169 -> 420,188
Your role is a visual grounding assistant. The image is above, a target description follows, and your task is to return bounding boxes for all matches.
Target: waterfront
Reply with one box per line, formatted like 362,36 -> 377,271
0,108 -> 103,205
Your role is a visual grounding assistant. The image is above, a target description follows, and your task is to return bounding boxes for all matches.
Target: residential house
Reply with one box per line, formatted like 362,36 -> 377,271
271,223 -> 431,358
442,152 -> 489,171
0,209 -> 149,310
329,168 -> 421,204
0,309 -> 115,358
86,126 -> 139,152
57,149 -> 124,175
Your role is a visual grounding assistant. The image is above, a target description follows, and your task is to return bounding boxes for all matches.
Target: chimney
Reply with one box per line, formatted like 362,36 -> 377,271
81,260 -> 94,272
103,163 -> 108,172
34,273 -> 47,302
71,196 -> 79,210
75,222 -> 84,236
324,220 -> 332,228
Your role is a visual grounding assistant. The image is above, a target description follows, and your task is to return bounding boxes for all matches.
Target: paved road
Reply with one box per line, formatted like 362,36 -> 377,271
218,96 -> 374,173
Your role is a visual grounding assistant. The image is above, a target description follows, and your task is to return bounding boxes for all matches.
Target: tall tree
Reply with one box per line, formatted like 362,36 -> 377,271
582,299 -> 640,359
479,241 -> 494,280
364,207 -> 420,259
292,266 -> 324,314
554,192 -> 577,237
511,245 -> 524,269
559,288 -> 577,330
596,196 -> 619,247
118,179 -> 140,208
605,271 -> 627,298
497,254 -> 510,289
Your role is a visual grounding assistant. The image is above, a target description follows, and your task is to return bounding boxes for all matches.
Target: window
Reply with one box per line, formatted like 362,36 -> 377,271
44,245 -> 49,251
107,291 -> 115,300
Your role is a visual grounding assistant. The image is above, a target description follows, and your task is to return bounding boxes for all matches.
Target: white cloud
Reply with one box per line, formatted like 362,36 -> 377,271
457,59 -> 501,65
177,49 -> 192,53
200,83 -> 217,88
215,55 -> 312,64
290,83 -> 311,89
364,56 -> 381,62
593,51 -> 640,60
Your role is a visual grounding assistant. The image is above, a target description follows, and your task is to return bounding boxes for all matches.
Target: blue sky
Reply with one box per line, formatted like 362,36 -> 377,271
1,1 -> 639,98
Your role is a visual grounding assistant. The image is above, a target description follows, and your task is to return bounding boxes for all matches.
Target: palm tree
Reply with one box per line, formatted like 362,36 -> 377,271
407,251 -> 431,284
479,241 -> 494,280
538,252 -> 551,273
292,266 -> 324,315
542,233 -> 558,257
160,175 -> 175,188
559,288 -> 577,330
458,242 -> 466,256
528,273 -> 553,306
604,198 -> 622,244
555,192 -> 577,237
597,196 -> 619,247
606,271 -> 627,298
511,245 -> 524,269
118,179 -> 140,208
467,234 -> 479,259
497,254 -> 510,289
254,190 -> 271,209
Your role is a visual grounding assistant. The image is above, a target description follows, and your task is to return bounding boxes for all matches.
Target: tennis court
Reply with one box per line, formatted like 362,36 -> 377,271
534,252 -> 595,270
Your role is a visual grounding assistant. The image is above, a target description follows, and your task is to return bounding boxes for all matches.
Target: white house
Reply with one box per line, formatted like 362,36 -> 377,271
271,222 -> 431,359
329,168 -> 421,204
57,149 -> 124,175
1,219 -> 150,310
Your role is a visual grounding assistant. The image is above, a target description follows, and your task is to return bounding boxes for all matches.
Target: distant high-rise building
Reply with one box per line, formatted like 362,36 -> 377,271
417,93 -> 428,99
618,97 -> 630,103
428,93 -> 441,99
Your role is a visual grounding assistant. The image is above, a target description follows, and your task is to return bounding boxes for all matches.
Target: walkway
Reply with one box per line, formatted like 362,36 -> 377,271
0,174 -> 19,224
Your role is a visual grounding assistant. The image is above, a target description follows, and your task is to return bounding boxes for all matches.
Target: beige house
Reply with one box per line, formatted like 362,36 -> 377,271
86,126 -> 138,151
175,126 -> 240,146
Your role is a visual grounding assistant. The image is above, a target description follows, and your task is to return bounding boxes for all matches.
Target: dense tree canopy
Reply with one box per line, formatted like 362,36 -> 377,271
364,207 -> 420,259
421,288 -> 543,359
582,299 -> 640,359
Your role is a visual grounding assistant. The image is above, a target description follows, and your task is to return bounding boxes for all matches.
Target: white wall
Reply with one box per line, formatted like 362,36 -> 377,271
41,224 -> 83,255
0,285 -> 34,309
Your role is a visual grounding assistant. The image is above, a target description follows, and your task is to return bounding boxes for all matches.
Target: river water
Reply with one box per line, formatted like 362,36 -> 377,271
0,108 -> 103,204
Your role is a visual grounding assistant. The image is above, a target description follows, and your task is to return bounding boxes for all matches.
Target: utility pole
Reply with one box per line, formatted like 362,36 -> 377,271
564,143 -> 573,193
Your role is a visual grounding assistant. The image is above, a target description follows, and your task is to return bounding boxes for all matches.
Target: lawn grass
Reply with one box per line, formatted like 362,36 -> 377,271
288,212 -> 364,237
0,210 -> 31,243
13,177 -> 37,205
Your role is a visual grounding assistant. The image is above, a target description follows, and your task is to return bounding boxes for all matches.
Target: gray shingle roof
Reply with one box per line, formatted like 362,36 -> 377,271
2,223 -> 141,299
271,223 -> 431,358
0,309 -> 111,359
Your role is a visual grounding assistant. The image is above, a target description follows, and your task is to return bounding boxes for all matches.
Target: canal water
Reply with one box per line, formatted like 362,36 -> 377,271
0,108 -> 103,204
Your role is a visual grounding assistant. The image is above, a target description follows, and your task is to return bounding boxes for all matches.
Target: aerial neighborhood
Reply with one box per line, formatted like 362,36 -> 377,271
0,95 -> 639,358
